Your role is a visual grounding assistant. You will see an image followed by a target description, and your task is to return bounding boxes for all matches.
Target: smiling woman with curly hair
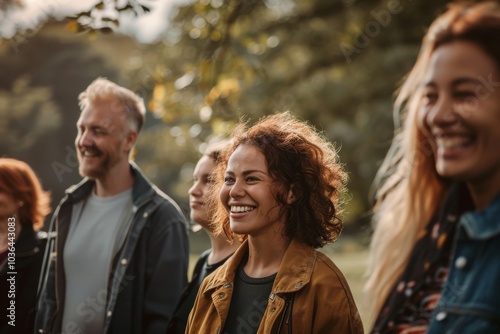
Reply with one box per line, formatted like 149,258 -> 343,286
186,111 -> 363,334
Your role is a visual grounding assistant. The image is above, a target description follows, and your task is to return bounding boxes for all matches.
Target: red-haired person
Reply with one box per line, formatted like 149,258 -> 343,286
0,158 -> 50,334
186,112 -> 363,334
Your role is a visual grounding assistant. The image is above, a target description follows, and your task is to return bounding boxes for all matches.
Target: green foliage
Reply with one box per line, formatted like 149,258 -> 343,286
0,31 -> 121,213
141,0 -> 450,228
0,75 -> 61,152
0,0 -> 453,232
65,0 -> 152,35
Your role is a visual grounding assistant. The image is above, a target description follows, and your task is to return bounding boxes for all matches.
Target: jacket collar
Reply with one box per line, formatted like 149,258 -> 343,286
272,238 -> 315,294
64,161 -> 156,207
460,193 -> 500,240
15,223 -> 39,254
204,238 -> 316,295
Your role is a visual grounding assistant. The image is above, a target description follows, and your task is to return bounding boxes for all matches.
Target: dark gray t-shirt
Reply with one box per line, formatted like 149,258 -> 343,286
223,261 -> 277,334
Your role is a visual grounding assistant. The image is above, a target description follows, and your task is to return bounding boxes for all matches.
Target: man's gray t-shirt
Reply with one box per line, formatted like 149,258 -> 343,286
61,188 -> 132,334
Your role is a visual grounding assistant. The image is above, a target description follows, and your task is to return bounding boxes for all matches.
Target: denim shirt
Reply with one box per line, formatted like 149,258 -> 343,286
427,194 -> 500,334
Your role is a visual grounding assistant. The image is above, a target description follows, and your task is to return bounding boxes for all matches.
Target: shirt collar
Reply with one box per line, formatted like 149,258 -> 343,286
459,194 -> 500,240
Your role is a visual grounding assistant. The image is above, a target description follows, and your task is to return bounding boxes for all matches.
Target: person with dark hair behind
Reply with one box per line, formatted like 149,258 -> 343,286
0,158 -> 51,334
186,112 -> 363,334
167,140 -> 240,334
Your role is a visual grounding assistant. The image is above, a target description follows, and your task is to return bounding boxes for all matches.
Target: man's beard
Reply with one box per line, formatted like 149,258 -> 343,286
78,145 -> 121,179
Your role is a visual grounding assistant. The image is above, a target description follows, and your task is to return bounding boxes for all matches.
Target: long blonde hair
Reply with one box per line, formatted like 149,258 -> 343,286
364,0 -> 500,326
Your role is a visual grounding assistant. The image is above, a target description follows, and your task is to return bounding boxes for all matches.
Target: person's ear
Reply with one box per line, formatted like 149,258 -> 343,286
286,185 -> 296,204
124,131 -> 137,152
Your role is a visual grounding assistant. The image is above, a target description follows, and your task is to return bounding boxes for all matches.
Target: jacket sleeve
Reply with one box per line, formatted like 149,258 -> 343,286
185,277 -> 210,334
312,287 -> 364,334
143,201 -> 190,333
309,257 -> 364,334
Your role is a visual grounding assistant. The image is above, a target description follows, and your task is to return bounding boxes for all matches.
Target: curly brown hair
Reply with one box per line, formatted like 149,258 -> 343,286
209,112 -> 347,248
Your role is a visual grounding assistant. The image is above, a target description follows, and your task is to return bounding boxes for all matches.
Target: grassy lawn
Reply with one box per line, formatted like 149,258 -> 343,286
322,243 -> 369,330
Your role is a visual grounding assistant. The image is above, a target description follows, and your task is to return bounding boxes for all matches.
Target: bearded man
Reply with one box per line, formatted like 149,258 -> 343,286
35,78 -> 189,334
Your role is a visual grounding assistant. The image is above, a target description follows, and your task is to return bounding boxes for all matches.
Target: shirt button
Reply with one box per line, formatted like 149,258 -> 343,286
143,212 -> 148,218
269,293 -> 275,301
455,256 -> 467,269
404,288 -> 412,297
436,311 -> 447,321
218,293 -> 225,299
270,307 -> 276,312
121,258 -> 128,266
224,283 -> 232,289
107,310 -> 112,317
294,282 -> 303,289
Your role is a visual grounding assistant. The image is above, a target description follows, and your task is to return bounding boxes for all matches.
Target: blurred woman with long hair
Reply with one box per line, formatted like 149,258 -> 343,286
366,2 -> 500,333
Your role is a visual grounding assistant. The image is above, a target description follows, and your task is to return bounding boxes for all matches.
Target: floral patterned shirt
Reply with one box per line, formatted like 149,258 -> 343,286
371,183 -> 473,334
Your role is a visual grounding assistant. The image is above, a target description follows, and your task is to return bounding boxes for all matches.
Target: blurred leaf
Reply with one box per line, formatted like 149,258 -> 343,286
102,18 -> 120,27
117,4 -> 134,12
76,10 -> 91,18
98,27 -> 114,34
65,20 -> 85,33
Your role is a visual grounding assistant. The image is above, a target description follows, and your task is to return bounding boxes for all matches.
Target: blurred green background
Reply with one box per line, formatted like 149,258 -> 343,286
1,0 -> 455,326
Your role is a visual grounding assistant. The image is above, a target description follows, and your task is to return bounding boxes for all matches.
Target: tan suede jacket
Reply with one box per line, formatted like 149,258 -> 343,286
186,238 -> 364,334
